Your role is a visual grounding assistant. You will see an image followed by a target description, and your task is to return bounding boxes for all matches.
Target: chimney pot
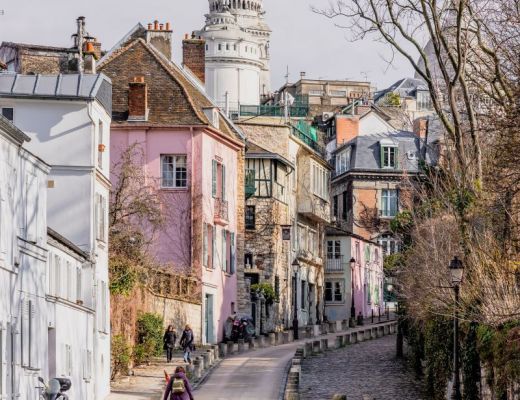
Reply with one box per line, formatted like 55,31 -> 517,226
148,23 -> 153,30
183,36 -> 206,84
185,33 -> 189,40
166,22 -> 171,31
154,20 -> 159,30
159,23 -> 164,30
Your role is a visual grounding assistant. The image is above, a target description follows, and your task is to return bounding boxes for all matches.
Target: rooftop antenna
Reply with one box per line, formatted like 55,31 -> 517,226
360,71 -> 370,82
285,65 -> 289,85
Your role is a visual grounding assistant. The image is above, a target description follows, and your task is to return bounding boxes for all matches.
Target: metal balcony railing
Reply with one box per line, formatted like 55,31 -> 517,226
326,256 -> 346,272
214,197 -> 229,222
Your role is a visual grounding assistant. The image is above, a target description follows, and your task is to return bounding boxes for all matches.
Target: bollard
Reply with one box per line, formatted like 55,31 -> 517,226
269,333 -> 276,346
237,339 -> 245,353
198,355 -> 205,372
357,330 -> 364,343
227,340 -> 235,355
202,352 -> 210,369
370,327 -> 377,339
350,332 -> 357,344
349,317 -> 356,328
377,326 -> 384,338
365,329 -> 372,341
258,335 -> 266,348
329,321 -> 336,333
193,357 -> 202,379
288,330 -> 294,342
206,349 -> 214,366
312,340 -> 321,354
312,325 -> 320,337
321,338 -> 329,351
343,333 -> 351,345
283,332 -> 290,344
219,342 -> 227,358
211,345 -> 219,361
384,325 -> 390,335
285,366 -> 301,400
335,336 -> 342,349
304,341 -> 313,357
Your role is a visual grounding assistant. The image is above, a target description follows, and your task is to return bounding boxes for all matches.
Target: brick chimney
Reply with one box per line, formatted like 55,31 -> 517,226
336,115 -> 360,145
413,117 -> 429,139
128,76 -> 148,121
355,104 -> 371,116
182,33 -> 206,84
146,20 -> 173,60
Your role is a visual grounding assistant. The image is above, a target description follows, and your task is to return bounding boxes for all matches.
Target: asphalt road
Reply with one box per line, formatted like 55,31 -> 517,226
194,341 -> 299,400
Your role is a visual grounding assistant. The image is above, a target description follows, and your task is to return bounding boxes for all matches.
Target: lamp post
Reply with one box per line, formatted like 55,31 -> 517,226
449,256 -> 464,400
350,258 -> 356,319
292,259 -> 300,340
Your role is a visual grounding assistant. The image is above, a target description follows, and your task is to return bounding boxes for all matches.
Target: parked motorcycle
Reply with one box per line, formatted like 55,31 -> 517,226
38,377 -> 71,400
230,315 -> 255,342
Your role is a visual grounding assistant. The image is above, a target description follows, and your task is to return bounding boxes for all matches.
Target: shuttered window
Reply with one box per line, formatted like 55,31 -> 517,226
222,229 -> 227,272
230,232 -> 235,274
212,160 -> 217,197
203,223 -> 208,267
212,226 -> 216,269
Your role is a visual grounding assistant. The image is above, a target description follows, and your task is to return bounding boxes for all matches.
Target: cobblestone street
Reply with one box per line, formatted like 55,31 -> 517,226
300,335 -> 424,400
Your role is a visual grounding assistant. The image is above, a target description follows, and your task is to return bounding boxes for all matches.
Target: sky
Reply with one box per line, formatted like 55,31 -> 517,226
0,0 -> 415,91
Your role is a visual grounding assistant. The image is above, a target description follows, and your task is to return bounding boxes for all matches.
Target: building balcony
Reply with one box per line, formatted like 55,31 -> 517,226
326,257 -> 346,273
214,197 -> 229,225
297,194 -> 331,224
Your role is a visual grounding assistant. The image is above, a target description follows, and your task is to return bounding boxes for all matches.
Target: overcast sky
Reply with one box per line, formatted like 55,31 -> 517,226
0,0 -> 415,90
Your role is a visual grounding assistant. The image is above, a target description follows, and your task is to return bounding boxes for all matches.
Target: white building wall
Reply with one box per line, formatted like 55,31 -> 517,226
4,96 -> 112,399
0,124 -> 50,400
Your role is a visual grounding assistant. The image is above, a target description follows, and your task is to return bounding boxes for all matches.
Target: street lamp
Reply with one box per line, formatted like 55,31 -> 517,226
350,258 -> 356,319
292,259 -> 300,340
449,256 -> 464,400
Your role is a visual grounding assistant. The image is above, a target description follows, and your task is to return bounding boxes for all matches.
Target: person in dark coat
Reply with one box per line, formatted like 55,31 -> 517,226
179,325 -> 195,364
163,325 -> 177,363
163,366 -> 194,400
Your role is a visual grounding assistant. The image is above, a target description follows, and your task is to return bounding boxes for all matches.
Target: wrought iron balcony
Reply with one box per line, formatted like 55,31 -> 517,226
214,197 -> 229,225
326,256 -> 346,272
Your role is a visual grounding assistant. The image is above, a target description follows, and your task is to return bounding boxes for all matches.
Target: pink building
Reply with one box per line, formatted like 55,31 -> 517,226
99,23 -> 245,344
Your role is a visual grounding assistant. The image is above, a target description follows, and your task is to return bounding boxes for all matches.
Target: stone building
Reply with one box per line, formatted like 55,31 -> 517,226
98,21 -> 246,344
0,17 -> 102,74
237,117 -> 330,334
195,0 -> 272,111
327,105 -> 440,253
272,77 -> 374,118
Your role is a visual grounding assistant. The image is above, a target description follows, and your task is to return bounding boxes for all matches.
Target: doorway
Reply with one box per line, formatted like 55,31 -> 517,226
205,294 -> 214,344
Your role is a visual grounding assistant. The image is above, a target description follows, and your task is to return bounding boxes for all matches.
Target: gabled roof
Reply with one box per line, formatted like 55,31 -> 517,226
374,77 -> 428,102
98,28 -> 244,143
0,73 -> 112,114
0,41 -> 76,54
0,114 -> 31,144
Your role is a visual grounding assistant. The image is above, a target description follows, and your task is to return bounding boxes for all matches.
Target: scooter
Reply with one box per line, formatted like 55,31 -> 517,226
38,377 -> 71,400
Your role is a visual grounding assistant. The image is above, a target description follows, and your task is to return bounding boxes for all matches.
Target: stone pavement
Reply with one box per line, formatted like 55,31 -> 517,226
300,335 -> 424,400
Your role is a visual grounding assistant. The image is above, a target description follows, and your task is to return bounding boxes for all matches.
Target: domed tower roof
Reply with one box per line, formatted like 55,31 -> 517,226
209,0 -> 264,15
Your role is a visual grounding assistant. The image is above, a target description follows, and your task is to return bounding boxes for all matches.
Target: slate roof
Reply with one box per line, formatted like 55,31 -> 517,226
334,131 -> 437,175
375,77 -> 428,103
0,73 -> 112,114
0,114 -> 31,144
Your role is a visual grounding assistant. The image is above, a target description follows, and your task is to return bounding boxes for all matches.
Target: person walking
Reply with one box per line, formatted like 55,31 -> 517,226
179,325 -> 195,364
163,325 -> 177,363
163,366 -> 194,400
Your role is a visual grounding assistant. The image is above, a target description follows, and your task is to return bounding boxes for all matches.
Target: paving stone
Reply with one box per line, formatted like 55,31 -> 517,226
300,335 -> 424,400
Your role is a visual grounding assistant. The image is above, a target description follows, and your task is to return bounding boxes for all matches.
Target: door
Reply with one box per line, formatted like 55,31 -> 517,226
205,294 -> 214,344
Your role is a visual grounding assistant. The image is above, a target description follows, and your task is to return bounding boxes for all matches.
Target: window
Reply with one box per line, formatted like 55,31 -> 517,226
229,232 -> 235,274
1,108 -> 13,122
327,240 -> 341,259
330,90 -> 347,97
417,90 -> 433,110
161,155 -> 187,188
226,44 -> 229,50
244,253 -> 253,268
311,162 -> 329,200
218,44 -> 222,51
309,90 -> 324,96
308,230 -> 317,255
381,145 -> 398,169
76,266 -> 82,303
95,194 -> 106,242
325,280 -> 343,302
336,148 -> 351,174
301,281 -> 306,310
333,195 -> 338,218
24,173 -> 39,243
297,224 -> 307,252
380,189 -> 398,217
98,281 -> 108,333
222,230 -> 227,272
212,159 -> 226,199
245,206 -> 255,229
97,121 -> 104,169
342,191 -> 348,220
233,44 -> 237,51
365,245 -> 371,262
378,234 -> 400,255
212,226 -> 217,269
203,223 -> 209,267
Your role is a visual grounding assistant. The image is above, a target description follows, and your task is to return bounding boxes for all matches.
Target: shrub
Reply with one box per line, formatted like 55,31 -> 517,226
134,312 -> 164,365
111,334 -> 132,380
250,282 -> 277,303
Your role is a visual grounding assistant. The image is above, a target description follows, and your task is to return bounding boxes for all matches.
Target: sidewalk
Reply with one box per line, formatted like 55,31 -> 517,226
107,349 -> 210,400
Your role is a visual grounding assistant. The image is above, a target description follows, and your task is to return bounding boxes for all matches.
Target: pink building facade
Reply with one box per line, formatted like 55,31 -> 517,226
100,23 -> 245,344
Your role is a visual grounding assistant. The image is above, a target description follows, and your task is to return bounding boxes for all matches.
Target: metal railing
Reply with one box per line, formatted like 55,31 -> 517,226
326,256 -> 346,272
214,197 -> 229,222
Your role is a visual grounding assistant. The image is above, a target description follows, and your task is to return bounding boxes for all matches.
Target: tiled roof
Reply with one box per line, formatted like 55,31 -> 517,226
98,32 -> 244,143
0,41 -> 76,53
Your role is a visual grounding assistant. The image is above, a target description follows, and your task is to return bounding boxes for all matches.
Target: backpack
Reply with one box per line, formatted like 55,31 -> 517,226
172,377 -> 185,394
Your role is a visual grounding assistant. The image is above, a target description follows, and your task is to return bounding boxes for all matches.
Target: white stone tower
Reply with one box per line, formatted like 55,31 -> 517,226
196,0 -> 271,112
